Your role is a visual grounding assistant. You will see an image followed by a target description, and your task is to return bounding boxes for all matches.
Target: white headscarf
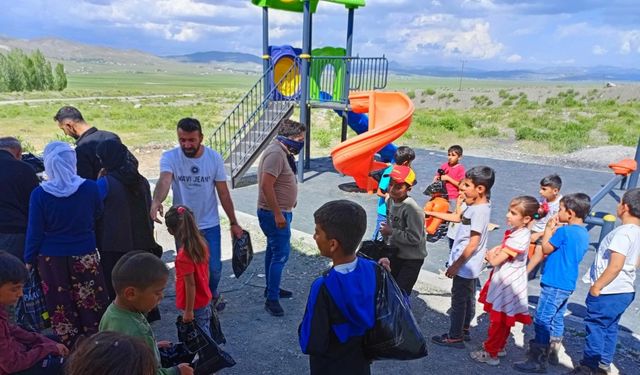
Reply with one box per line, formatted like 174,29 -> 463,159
41,141 -> 85,198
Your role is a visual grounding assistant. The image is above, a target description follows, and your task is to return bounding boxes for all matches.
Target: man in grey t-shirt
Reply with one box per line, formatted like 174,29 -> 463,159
257,119 -> 306,317
150,117 -> 243,311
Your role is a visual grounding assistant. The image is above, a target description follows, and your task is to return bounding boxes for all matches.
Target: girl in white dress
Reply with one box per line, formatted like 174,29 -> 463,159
471,196 -> 540,366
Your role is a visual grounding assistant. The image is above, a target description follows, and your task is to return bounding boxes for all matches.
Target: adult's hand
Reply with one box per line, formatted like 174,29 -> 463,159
150,201 -> 164,224
230,223 -> 244,238
275,212 -> 287,229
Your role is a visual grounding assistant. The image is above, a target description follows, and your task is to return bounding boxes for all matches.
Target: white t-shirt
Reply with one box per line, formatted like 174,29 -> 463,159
587,224 -> 640,294
531,195 -> 562,233
160,146 -> 227,229
449,202 -> 492,279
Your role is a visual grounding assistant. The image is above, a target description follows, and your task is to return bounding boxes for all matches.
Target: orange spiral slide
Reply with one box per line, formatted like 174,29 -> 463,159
331,91 -> 414,191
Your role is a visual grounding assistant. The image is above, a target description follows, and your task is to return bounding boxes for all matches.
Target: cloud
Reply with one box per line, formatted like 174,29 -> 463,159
620,30 -> 640,54
592,45 -> 607,55
506,54 -> 522,62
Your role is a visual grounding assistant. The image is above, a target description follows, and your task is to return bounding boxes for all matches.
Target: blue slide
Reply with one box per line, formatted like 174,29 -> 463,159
320,92 -> 397,163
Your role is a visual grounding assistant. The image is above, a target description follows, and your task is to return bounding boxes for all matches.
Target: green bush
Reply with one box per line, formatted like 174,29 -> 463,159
477,126 -> 500,138
406,90 -> 415,99
425,88 -> 436,95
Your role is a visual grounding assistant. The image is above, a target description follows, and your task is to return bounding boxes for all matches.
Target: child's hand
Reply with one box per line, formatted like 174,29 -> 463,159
55,343 -> 69,356
445,263 -> 460,278
545,215 -> 559,231
157,340 -> 172,349
177,363 -> 194,375
182,310 -> 194,323
589,285 -> 602,297
379,222 -> 392,236
378,257 -> 391,271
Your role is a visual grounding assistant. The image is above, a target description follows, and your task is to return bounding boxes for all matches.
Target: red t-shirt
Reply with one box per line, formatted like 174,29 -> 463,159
437,162 -> 466,199
175,247 -> 212,310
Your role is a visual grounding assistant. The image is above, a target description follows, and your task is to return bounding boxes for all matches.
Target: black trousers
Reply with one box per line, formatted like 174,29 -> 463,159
390,257 -> 424,296
449,275 -> 476,339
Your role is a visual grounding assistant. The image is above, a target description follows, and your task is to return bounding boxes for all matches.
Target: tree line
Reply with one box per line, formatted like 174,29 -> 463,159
0,48 -> 67,92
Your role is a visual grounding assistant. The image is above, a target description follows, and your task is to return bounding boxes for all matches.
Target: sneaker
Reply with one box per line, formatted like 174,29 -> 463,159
470,350 -> 500,366
212,295 -> 226,312
264,299 -> 284,317
263,288 -> 293,299
431,333 -> 465,349
498,349 -> 507,357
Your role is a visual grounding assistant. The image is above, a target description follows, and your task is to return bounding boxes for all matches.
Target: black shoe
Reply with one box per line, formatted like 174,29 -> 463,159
264,300 -> 284,317
264,288 -> 293,299
431,333 -> 465,349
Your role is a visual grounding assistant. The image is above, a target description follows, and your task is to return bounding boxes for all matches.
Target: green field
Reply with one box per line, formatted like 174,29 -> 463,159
0,72 -> 638,156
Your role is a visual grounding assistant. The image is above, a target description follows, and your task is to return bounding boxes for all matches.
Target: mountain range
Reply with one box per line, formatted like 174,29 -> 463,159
1,36 -> 639,81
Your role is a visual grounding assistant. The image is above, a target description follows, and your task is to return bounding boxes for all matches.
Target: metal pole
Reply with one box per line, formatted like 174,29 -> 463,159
298,0 -> 312,180
262,7 -> 269,101
458,60 -> 465,91
340,7 -> 354,142
628,136 -> 640,189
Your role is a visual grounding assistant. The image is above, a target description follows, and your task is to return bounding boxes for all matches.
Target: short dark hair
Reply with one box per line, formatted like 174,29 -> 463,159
622,188 -> 640,218
448,145 -> 463,156
278,119 -> 306,137
561,193 -> 591,220
66,331 -> 157,375
314,200 -> 367,255
394,146 -> 415,165
111,252 -> 169,294
0,137 -> 21,152
177,117 -> 202,134
465,166 -> 495,194
53,106 -> 84,123
540,174 -> 562,190
0,251 -> 28,286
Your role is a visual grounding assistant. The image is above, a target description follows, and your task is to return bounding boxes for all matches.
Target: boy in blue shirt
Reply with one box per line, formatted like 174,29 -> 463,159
299,200 -> 377,375
372,146 -> 415,241
514,193 -> 591,373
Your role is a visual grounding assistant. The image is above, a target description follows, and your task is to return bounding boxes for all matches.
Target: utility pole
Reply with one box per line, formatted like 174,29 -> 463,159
458,59 -> 466,91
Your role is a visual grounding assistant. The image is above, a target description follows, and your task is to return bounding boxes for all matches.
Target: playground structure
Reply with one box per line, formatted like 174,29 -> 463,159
208,0 -> 408,188
585,136 -> 639,244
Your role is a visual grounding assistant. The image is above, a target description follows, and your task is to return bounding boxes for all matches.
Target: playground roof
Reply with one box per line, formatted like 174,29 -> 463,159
251,0 -> 365,13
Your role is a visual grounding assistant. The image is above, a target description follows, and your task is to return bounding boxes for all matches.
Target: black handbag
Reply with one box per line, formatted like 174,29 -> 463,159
364,264 -> 428,360
232,230 -> 253,278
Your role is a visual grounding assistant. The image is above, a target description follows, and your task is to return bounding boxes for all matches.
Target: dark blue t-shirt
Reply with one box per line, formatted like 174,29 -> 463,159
541,224 -> 590,291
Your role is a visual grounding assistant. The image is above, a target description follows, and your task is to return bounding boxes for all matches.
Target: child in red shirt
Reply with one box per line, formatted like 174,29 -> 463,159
433,145 -> 466,249
165,205 -> 213,339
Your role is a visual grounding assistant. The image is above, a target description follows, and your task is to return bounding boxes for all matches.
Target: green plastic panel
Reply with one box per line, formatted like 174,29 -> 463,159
309,46 -> 347,101
251,0 -> 364,12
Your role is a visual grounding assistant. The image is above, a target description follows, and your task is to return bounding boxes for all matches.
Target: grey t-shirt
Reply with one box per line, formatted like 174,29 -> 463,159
449,202 -> 492,279
160,146 -> 227,229
257,141 -> 298,211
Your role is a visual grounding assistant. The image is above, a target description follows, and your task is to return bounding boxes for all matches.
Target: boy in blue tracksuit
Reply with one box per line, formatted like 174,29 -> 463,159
299,200 -> 376,375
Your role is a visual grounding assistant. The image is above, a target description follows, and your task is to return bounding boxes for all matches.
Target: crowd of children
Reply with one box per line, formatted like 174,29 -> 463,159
2,140 -> 640,375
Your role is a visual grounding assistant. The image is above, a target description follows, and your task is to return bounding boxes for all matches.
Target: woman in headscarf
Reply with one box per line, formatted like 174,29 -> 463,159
95,140 -> 162,301
24,141 -> 109,347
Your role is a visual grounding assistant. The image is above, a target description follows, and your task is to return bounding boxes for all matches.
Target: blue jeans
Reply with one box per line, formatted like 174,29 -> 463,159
581,292 -> 635,369
372,213 -> 386,241
533,284 -> 572,345
258,208 -> 292,301
201,226 -> 222,298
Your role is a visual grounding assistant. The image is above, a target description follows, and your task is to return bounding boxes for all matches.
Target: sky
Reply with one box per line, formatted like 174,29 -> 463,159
1,0 -> 639,70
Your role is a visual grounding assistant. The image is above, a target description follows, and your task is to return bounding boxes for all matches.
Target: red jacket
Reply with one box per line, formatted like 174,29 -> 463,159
0,307 -> 59,375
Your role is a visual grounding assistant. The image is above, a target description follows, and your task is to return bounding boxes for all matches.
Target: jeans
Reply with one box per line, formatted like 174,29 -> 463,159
581,292 -> 635,369
183,304 -> 213,341
372,213 -> 386,241
533,284 -> 572,345
201,225 -> 222,298
449,275 -> 476,339
258,208 -> 292,301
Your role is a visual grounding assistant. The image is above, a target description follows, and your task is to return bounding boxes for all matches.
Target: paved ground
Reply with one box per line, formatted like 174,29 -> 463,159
148,148 -> 640,374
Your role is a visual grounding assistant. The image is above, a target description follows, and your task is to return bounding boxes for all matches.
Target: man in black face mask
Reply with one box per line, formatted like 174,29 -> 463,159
257,118 -> 306,317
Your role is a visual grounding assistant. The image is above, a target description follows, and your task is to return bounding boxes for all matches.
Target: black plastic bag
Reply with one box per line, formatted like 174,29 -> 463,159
209,306 -> 226,345
358,240 -> 397,261
16,268 -> 50,332
192,323 -> 236,375
232,230 -> 253,278
176,316 -> 209,354
159,343 -> 196,368
364,264 -> 428,360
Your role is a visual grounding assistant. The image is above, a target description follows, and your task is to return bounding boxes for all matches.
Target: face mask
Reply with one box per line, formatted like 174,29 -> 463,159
276,135 -> 304,155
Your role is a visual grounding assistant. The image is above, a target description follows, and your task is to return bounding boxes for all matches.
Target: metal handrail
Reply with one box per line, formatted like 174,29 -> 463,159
309,56 -> 388,103
208,60 -> 299,176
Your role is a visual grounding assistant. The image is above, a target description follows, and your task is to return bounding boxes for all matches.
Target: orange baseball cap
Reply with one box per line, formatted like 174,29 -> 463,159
390,165 -> 417,186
